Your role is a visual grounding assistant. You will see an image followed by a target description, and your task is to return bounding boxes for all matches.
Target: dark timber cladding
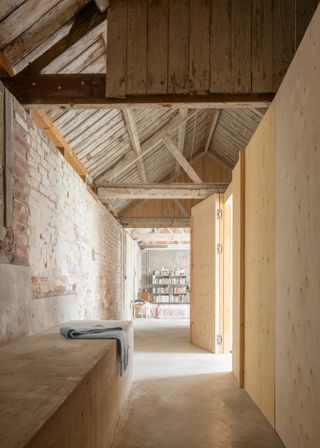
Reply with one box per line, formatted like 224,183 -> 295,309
106,0 -> 320,98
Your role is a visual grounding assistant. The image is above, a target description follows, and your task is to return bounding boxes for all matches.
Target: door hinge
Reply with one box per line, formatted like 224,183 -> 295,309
216,243 -> 223,255
217,208 -> 223,220
217,334 -> 223,345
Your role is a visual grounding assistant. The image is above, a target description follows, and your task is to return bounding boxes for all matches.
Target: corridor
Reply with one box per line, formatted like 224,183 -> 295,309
112,320 -> 284,448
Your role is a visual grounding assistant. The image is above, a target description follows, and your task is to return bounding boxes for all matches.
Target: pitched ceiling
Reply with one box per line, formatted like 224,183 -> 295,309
0,0 -> 266,215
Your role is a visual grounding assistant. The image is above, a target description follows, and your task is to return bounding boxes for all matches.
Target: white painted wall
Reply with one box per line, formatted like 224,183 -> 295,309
141,249 -> 190,291
123,233 -> 141,319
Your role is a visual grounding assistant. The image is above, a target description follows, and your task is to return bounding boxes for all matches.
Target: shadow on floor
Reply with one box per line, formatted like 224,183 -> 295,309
112,319 -> 285,448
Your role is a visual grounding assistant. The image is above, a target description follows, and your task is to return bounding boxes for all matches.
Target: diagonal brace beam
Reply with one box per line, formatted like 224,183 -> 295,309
162,134 -> 202,184
122,107 -> 147,183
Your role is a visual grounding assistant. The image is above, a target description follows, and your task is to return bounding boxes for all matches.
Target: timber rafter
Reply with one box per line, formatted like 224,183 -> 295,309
21,2 -> 108,75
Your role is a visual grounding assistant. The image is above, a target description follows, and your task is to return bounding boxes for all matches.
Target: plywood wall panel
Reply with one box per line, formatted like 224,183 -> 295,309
147,0 -> 168,94
190,195 -> 217,352
245,103 -> 276,426
122,199 -> 184,219
230,160 -> 241,384
223,186 -> 232,355
275,6 -> 320,446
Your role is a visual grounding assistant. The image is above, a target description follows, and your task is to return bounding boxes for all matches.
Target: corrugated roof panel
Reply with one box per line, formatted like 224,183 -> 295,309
143,143 -> 176,183
135,108 -> 178,144
183,109 -> 210,159
209,108 -> 265,166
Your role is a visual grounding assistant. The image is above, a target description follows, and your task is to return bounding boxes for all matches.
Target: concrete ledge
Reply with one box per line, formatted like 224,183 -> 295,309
0,320 -> 133,448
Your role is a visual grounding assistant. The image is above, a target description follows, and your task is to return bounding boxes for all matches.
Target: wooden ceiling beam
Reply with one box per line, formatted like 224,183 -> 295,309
0,52 -> 16,78
97,183 -> 228,200
122,107 -> 147,183
131,233 -> 190,242
140,244 -> 169,249
3,75 -> 274,108
21,3 -> 108,75
120,217 -> 190,228
116,149 -> 206,218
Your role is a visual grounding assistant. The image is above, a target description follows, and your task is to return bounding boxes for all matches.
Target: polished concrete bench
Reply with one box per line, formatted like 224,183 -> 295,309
0,320 -> 133,448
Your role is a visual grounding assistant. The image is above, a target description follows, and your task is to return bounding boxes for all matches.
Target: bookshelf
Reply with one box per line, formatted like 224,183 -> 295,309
151,269 -> 189,304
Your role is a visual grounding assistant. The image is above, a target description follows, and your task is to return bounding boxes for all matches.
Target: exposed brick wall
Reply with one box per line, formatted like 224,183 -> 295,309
0,87 -> 124,333
12,105 -> 30,265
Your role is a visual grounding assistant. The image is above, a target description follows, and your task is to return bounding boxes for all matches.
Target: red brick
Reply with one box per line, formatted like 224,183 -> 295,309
13,164 -> 27,181
15,153 -> 28,171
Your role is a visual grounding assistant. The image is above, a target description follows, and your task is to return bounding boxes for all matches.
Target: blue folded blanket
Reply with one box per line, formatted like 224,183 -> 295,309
60,325 -> 129,376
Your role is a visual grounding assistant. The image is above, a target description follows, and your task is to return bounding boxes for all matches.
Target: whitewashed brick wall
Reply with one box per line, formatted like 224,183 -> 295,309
0,87 -> 124,343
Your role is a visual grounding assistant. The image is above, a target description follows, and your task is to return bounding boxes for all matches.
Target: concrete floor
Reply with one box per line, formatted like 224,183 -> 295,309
112,319 -> 285,448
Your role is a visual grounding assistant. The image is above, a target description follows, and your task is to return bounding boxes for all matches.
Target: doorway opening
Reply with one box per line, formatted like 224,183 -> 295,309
123,227 -> 190,322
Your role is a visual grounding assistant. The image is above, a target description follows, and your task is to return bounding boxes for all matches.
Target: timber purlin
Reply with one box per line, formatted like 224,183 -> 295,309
120,217 -> 190,228
4,74 -> 105,100
2,74 -> 274,107
96,182 -> 230,200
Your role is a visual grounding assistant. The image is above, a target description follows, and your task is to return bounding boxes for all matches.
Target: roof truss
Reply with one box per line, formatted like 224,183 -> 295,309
94,110 -> 198,184
97,183 -> 228,200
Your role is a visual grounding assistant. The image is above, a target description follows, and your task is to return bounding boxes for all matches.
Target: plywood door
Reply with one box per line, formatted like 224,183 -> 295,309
231,154 -> 245,387
245,104 -> 276,426
190,194 -> 222,353
223,193 -> 233,355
